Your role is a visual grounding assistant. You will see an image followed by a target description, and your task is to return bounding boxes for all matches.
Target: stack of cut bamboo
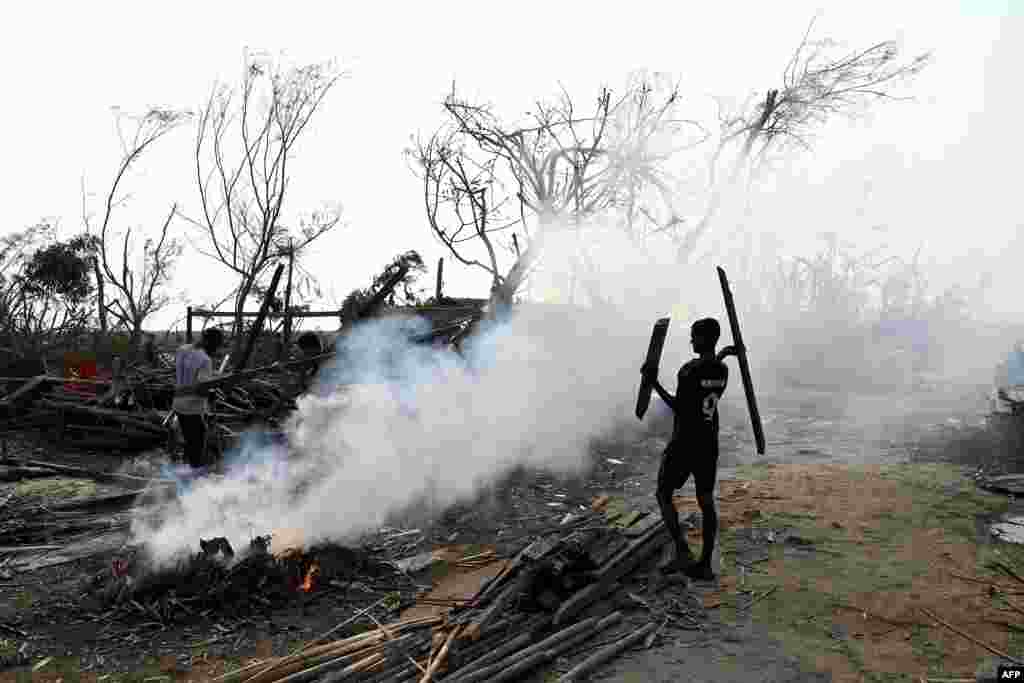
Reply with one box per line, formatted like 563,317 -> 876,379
212,615 -> 444,683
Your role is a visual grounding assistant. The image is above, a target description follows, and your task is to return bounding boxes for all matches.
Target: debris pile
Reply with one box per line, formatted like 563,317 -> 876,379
0,352 -> 292,454
92,536 -> 404,624
207,499 -> 697,682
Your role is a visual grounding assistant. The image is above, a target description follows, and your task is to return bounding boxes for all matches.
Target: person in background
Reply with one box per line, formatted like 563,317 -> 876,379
141,333 -> 157,367
993,340 -> 1024,415
173,328 -> 225,470
293,331 -> 324,396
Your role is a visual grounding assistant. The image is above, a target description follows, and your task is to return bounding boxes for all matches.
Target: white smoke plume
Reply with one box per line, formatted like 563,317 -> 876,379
130,270 -> 690,567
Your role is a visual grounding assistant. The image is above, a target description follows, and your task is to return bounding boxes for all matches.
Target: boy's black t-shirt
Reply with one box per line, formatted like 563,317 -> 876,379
670,356 -> 729,445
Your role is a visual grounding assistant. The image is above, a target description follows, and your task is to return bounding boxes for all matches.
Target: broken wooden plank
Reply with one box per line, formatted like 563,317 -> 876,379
636,318 -> 670,420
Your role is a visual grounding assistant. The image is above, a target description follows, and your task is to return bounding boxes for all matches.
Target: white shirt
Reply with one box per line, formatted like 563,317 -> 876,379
173,344 -> 213,415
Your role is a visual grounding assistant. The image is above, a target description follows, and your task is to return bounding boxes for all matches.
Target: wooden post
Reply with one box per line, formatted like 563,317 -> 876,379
280,240 -> 295,362
234,263 -> 285,372
435,258 -> 444,302
186,307 -> 193,344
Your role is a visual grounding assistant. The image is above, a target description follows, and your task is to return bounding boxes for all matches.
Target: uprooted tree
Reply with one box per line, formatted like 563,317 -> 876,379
183,52 -> 344,353
82,107 -> 191,344
410,24 -> 930,310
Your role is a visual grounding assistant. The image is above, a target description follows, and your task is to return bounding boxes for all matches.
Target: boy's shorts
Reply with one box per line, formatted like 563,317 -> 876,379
657,440 -> 719,496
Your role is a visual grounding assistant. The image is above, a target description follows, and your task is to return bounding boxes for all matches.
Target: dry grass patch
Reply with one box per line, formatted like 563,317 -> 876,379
670,462 -> 1022,682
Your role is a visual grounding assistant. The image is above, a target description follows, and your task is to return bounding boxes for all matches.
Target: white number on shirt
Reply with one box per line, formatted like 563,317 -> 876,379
702,394 -> 720,421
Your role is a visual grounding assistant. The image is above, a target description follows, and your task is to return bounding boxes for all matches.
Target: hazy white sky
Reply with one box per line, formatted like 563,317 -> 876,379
3,0 -> 1022,329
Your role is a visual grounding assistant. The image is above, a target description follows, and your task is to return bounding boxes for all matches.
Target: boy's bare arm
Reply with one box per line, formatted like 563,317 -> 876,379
716,344 -> 743,361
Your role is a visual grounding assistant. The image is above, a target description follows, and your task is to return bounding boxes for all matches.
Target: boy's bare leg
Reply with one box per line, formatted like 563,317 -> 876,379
657,484 -> 696,572
684,491 -> 718,580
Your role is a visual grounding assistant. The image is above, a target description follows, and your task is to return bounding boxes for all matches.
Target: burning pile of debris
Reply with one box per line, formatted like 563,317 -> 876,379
203,498 -> 694,682
91,535 -> 406,624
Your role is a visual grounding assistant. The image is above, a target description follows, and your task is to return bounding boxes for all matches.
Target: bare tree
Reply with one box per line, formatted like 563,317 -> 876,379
670,21 -> 930,263
409,74 -> 695,311
182,52 -> 344,352
82,107 -> 191,344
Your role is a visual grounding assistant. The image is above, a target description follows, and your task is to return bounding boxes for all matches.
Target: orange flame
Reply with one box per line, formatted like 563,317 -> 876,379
300,562 -> 320,592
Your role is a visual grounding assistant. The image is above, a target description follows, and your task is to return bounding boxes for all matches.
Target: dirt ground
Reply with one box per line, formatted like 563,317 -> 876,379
0,381 -> 1022,682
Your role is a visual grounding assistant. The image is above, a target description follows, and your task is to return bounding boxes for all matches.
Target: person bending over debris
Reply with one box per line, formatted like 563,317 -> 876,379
641,318 -> 740,580
173,328 -> 225,470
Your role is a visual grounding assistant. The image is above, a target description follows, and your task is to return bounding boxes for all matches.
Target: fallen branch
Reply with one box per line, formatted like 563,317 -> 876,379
919,606 -> 1023,665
